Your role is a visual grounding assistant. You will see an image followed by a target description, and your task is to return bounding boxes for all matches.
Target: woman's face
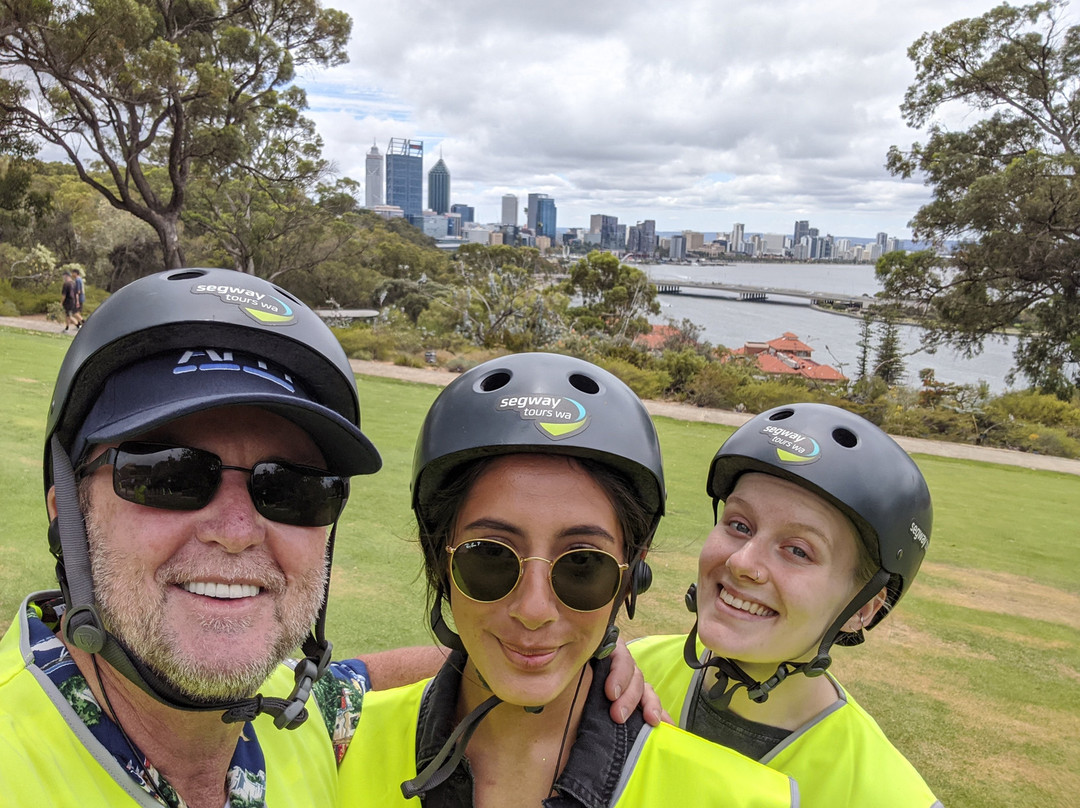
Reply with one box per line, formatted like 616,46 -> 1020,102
696,472 -> 866,675
447,454 -> 625,708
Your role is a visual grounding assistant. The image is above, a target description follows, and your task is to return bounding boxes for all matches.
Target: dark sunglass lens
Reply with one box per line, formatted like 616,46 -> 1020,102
114,445 -> 219,510
251,463 -> 346,527
451,541 -> 521,602
552,550 -> 621,611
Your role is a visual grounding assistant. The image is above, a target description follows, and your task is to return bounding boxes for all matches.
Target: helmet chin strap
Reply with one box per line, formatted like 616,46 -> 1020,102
50,436 -> 331,730
681,571 -> 890,705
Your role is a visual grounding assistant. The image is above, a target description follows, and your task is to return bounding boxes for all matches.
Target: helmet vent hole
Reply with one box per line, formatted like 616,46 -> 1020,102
479,371 -> 511,391
568,373 -> 600,395
768,409 -> 795,421
832,428 -> 858,448
166,270 -> 206,281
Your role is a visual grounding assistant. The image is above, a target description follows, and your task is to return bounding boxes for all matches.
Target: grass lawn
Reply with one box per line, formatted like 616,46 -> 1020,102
2,326 -> 1077,808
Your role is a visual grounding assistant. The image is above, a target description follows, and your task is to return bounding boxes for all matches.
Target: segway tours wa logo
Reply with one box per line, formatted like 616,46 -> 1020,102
760,424 -> 821,464
497,394 -> 590,440
191,282 -> 296,325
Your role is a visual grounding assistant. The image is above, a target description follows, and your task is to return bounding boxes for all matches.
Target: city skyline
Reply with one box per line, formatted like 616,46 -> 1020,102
298,1 -> 1080,237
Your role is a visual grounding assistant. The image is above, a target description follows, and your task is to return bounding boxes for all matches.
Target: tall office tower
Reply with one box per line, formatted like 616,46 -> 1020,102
527,193 -> 556,237
793,220 -> 810,245
365,142 -> 384,207
501,194 -> 518,226
591,214 -> 619,249
535,195 -> 557,239
427,158 -> 450,214
876,231 -> 889,251
731,223 -> 745,254
451,203 -> 474,225
670,234 -> 686,260
639,220 -> 656,256
385,138 -> 424,218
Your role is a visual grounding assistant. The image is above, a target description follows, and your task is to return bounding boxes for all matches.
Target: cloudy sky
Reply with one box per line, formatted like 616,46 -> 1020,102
301,0 -> 1072,239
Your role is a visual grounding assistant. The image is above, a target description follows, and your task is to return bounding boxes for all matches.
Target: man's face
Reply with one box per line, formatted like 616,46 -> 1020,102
77,406 -> 330,700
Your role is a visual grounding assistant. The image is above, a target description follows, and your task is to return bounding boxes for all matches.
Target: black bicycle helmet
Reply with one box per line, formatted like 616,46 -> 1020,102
684,402 -> 932,704
413,352 -> 665,526
44,267 -> 381,730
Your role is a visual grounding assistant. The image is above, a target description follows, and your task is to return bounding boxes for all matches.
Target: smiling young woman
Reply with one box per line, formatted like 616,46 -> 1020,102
630,403 -> 942,807
337,353 -> 799,807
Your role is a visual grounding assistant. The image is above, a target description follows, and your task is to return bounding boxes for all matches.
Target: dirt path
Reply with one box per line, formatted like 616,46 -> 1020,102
5,315 -> 1077,475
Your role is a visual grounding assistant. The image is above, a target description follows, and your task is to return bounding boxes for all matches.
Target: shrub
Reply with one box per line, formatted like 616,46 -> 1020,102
985,391 -> 1080,434
883,407 -> 976,442
685,362 -> 754,409
658,348 -> 707,396
596,357 -> 670,400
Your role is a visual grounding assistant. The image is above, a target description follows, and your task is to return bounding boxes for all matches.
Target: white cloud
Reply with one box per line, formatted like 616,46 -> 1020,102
301,0 -> 1078,237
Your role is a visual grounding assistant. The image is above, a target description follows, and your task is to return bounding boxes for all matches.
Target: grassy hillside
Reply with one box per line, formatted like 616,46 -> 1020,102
1,326 -> 1077,808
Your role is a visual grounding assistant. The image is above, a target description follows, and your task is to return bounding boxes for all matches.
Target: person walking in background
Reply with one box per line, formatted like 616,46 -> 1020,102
59,270 -> 80,330
630,403 -> 941,806
72,268 -> 86,320
339,353 -> 799,806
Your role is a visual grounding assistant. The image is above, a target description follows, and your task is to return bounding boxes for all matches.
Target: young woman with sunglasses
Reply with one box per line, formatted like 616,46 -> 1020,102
338,353 -> 799,806
630,404 -> 942,807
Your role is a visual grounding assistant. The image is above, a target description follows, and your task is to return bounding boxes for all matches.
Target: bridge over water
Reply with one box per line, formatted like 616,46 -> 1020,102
652,279 -> 881,309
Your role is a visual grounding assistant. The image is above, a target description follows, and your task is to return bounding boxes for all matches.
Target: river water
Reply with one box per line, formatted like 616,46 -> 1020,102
641,262 -> 1019,394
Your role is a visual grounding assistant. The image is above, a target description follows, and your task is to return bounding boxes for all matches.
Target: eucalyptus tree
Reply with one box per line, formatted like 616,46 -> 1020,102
0,0 -> 350,270
886,0 -> 1080,395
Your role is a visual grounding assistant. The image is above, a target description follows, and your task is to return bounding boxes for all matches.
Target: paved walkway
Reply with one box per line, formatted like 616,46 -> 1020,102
3,316 -> 1076,475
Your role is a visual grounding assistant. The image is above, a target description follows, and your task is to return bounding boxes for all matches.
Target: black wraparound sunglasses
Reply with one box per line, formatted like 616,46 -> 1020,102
446,538 -> 628,613
75,441 -> 348,527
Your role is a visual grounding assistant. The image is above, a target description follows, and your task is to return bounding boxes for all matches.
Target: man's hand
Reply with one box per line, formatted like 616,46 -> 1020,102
605,637 -> 669,727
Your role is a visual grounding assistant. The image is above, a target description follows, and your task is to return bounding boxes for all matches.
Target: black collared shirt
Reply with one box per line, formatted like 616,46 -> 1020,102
415,651 -> 646,808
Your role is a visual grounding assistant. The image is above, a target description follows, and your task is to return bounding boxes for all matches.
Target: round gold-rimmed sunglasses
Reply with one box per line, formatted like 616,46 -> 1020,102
446,538 -> 628,612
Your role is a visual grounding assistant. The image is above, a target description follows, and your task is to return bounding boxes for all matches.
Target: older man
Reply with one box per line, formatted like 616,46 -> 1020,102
0,268 -> 647,807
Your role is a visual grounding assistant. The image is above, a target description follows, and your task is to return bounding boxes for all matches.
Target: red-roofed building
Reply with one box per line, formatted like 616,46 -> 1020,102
634,324 -> 683,352
732,332 -> 846,383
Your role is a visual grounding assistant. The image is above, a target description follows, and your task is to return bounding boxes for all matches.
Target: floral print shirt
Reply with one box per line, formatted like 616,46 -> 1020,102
26,597 -> 369,808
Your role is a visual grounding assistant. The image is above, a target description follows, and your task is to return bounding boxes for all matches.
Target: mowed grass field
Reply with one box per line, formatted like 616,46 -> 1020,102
1,326 -> 1077,808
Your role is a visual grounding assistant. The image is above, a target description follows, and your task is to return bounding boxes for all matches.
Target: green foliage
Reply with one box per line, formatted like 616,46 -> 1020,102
883,407 -> 977,442
594,357 -> 670,400
428,244 -> 567,349
332,318 -> 425,362
886,1 -> 1080,395
872,309 -> 905,386
0,0 -> 351,269
563,251 -> 660,339
657,348 -> 707,396
985,390 -> 1080,431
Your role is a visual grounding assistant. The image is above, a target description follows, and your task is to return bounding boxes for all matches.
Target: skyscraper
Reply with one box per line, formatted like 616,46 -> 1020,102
590,214 -> 619,250
527,193 -> 556,238
427,158 -> 450,214
627,220 -> 656,256
365,142 -> 383,208
385,138 -> 424,219
501,194 -> 518,226
731,223 -> 745,254
793,220 -> 810,245
451,203 -> 474,225
535,196 -> 557,240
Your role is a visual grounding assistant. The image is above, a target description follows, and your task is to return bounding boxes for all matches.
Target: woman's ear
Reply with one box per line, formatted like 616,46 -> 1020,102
842,586 -> 888,633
